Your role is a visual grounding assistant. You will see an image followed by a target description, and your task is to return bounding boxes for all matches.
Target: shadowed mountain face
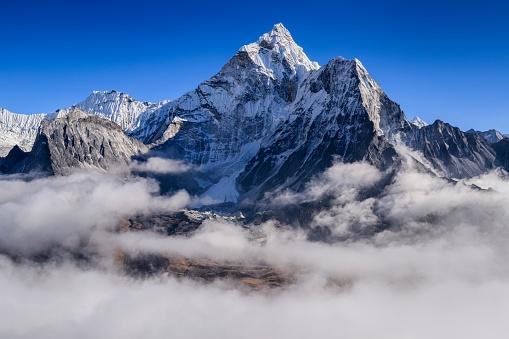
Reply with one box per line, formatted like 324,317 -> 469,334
0,145 -> 28,173
2,24 -> 509,203
404,120 -> 499,179
236,57 -> 402,200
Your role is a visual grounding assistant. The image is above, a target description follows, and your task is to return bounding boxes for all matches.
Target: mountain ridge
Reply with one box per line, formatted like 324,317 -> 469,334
0,90 -> 173,156
20,107 -> 148,175
1,23 -> 508,207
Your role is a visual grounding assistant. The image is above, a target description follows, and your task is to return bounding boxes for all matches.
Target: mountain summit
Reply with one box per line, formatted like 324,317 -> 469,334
239,23 -> 320,80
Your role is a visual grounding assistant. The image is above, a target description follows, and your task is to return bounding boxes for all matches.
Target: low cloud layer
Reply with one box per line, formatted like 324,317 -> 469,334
1,159 -> 509,338
2,256 -> 508,339
0,172 -> 190,254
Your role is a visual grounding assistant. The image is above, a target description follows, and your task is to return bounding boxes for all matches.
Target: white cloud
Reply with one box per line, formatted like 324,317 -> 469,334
1,160 -> 509,338
0,172 -> 190,254
130,157 -> 193,174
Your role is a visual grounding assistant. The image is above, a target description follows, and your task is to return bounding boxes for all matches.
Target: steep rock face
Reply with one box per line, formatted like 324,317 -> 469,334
237,57 -> 401,199
0,90 -> 172,156
492,139 -> 509,170
21,108 -> 148,175
405,120 -> 498,178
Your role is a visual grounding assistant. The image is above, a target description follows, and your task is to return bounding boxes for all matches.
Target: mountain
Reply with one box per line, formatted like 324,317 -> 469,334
0,90 -> 173,156
236,56 -> 406,201
146,24 -> 506,201
20,108 -> 148,175
146,24 -> 411,202
466,128 -> 506,143
2,23 -> 509,204
405,120 -> 499,178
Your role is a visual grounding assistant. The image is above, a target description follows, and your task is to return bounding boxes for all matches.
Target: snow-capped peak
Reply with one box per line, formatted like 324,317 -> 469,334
257,23 -> 294,48
410,116 -> 429,128
238,23 -> 320,80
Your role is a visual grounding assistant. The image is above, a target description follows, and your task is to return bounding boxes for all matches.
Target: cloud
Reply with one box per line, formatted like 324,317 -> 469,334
0,172 -> 190,254
1,159 -> 509,338
130,157 -> 193,174
1,241 -> 509,339
270,162 -> 382,207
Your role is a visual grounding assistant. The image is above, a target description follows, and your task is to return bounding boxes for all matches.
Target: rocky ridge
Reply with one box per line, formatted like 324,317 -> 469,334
466,128 -> 507,143
0,90 -> 172,156
20,108 -> 148,175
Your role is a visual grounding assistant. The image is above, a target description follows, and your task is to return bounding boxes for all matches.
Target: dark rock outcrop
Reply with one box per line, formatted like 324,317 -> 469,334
0,145 -> 28,173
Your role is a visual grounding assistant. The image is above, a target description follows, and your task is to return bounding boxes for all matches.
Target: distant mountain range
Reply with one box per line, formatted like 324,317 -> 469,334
1,23 -> 508,207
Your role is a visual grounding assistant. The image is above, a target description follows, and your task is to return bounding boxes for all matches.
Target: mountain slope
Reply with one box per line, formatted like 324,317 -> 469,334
0,145 -> 28,173
0,108 -> 62,156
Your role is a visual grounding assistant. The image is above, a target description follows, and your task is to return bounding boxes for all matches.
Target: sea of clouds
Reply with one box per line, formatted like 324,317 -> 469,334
1,156 -> 509,338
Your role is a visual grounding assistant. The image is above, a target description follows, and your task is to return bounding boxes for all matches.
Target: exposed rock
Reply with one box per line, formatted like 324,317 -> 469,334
120,252 -> 294,289
165,256 -> 294,289
406,120 -> 498,178
20,108 -> 148,175
120,211 -> 204,236
236,57 -> 403,201
493,138 -> 509,170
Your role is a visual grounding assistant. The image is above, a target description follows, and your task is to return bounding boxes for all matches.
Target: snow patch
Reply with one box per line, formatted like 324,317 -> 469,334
410,116 -> 429,129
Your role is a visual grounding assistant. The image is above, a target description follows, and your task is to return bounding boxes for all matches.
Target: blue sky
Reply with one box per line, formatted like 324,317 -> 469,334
1,0 -> 508,132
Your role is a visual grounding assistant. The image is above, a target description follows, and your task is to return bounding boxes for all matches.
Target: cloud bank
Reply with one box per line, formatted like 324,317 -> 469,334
1,160 -> 509,338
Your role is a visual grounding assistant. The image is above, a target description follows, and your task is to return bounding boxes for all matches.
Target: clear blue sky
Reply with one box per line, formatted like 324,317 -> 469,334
1,0 -> 508,132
